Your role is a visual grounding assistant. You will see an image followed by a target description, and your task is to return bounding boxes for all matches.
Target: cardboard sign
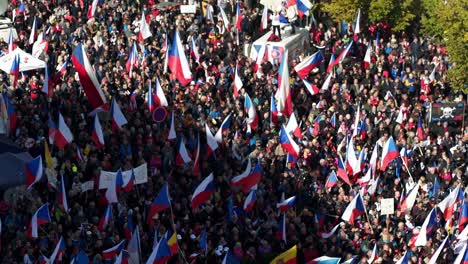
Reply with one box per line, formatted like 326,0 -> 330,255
99,163 -> 148,189
380,198 -> 395,215
180,5 -> 196,14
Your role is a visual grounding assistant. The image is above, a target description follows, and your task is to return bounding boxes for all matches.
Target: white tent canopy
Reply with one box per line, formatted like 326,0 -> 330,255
0,48 -> 45,73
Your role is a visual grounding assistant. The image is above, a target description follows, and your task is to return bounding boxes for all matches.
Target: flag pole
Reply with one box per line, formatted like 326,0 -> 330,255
400,156 -> 414,184
169,200 -> 189,264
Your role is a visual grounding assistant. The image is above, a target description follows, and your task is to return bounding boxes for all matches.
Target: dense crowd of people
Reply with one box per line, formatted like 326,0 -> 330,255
0,0 -> 467,263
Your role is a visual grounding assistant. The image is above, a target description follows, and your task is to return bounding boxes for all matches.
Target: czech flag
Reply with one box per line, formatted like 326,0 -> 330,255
452,238 -> 468,264
10,53 -> 20,87
147,236 -> 171,264
126,42 -> 139,76
459,200 -> 468,231
319,223 -> 341,239
166,230 -> 179,256
235,3 -> 243,31
285,112 -> 302,139
190,38 -> 201,64
294,51 -> 323,79
102,240 -> 126,260
244,93 -> 258,131
215,114 -> 232,143
275,50 -> 293,117
279,125 -> 300,159
353,9 -> 361,41
127,229 -> 140,264
276,213 -> 286,242
438,185 -> 464,221
335,41 -> 353,65
138,11 -> 152,42
122,169 -> 135,192
309,256 -> 341,264
330,113 -> 336,128
110,98 -> 128,131
219,6 -> 231,32
91,115 -> 105,148
395,251 -> 410,264
146,81 -> 154,111
72,43 -> 107,110
428,236 -> 449,264
168,31 -> 192,86
176,137 -> 192,166
325,171 -> 338,189
233,64 -> 243,98
2,93 -> 17,133
337,155 -> 351,185
270,94 -> 279,126
368,243 -> 379,264
191,173 -> 215,209
28,203 -> 51,238
232,161 -> 262,193
58,174 -> 69,212
49,236 -> 66,263
7,28 -> 15,53
26,156 -> 43,190
417,117 -> 424,140
231,158 -> 251,187
147,184 -> 171,224
296,0 -> 313,18
326,54 -> 336,73
87,0 -> 98,19
277,196 -> 296,212
380,136 -> 399,171
413,208 -> 438,247
205,123 -> 219,156
154,78 -> 168,108
114,250 -> 130,264
167,111 -> 176,141
363,44 -> 371,69
243,190 -> 257,212
270,245 -> 297,264
341,193 -> 366,225
98,205 -> 113,231
303,79 -> 320,96
29,16 -> 37,45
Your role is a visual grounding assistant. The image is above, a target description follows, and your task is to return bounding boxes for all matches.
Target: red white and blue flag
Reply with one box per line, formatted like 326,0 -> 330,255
138,11 -> 152,42
270,94 -> 279,126
28,203 -> 51,238
147,184 -> 171,224
176,138 -> 192,166
294,51 -> 323,79
325,171 -> 338,190
279,125 -> 300,159
277,196 -> 296,212
58,173 -> 69,212
87,0 -> 98,19
296,0 -> 313,18
285,112 -> 302,139
126,42 -> 139,76
205,123 -> 219,156
276,213 -> 286,242
232,161 -> 262,193
26,156 -> 43,190
72,43 -> 107,110
29,16 -> 37,45
102,240 -> 126,261
244,93 -> 258,131
99,205 -> 113,231
438,185 -> 464,221
459,200 -> 468,231
190,38 -> 201,64
341,193 -> 366,225
235,3 -> 243,31
91,115 -> 105,148
7,28 -> 15,53
233,64 -> 243,98
380,136 -> 399,171
10,53 -> 20,87
219,6 -> 231,32
168,31 -> 192,86
243,190 -> 257,212
303,79 -> 320,96
413,208 -> 438,247
168,111 -> 177,141
191,173 -> 215,209
417,117 -> 424,140
215,114 -> 232,143
154,78 -> 168,108
110,98 -> 128,131
49,236 -> 66,263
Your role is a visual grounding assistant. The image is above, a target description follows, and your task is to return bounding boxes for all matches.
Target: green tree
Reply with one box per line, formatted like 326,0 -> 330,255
321,0 -> 363,25
368,0 -> 417,31
436,0 -> 468,92
420,0 -> 444,37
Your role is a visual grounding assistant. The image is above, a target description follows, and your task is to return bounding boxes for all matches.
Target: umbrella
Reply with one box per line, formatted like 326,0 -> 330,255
0,48 -> 46,73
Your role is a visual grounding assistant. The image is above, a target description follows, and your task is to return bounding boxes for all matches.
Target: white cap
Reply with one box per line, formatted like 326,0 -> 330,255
190,234 -> 196,240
